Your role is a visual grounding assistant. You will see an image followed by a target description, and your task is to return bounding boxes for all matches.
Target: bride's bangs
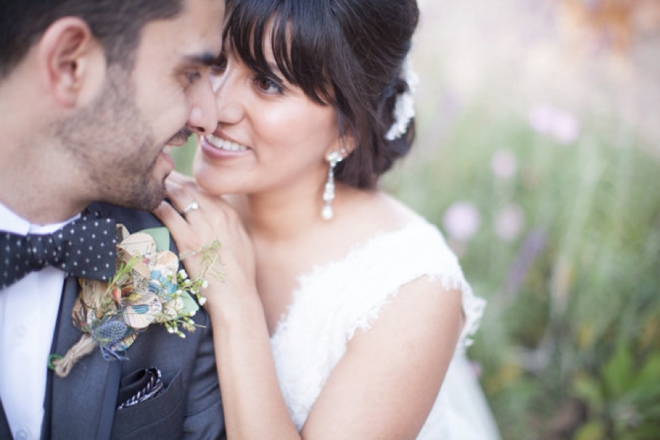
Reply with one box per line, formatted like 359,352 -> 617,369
224,0 -> 336,105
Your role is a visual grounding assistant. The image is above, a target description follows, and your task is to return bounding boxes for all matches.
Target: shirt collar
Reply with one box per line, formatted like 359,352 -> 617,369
0,202 -> 80,235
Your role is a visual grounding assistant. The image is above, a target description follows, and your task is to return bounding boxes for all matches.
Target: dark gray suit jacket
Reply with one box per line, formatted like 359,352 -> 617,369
0,203 -> 225,440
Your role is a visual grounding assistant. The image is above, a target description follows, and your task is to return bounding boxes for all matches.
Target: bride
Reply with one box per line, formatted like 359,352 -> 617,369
155,0 -> 500,438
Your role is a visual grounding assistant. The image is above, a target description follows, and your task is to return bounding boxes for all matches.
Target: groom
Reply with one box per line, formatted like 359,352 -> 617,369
0,0 -> 225,439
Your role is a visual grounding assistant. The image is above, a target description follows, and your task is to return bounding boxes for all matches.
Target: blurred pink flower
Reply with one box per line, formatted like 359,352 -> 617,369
491,149 -> 518,180
470,361 -> 483,379
529,103 -> 554,134
443,201 -> 481,242
552,112 -> 580,144
494,204 -> 526,242
529,103 -> 580,145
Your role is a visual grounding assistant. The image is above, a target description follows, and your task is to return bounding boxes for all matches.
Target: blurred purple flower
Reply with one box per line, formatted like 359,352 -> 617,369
529,103 -> 580,145
494,204 -> 526,242
491,149 -> 518,180
443,201 -> 481,242
503,228 -> 547,298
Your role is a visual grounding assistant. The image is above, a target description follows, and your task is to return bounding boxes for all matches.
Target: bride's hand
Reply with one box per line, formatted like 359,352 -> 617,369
153,172 -> 257,311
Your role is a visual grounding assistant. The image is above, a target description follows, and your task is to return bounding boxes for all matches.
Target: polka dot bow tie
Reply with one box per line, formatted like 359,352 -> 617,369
0,213 -> 117,289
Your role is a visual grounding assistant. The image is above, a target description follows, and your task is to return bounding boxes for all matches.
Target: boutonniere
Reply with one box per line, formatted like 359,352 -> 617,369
49,224 -> 220,378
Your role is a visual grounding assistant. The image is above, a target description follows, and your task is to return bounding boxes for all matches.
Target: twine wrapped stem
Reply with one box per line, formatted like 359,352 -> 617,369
50,334 -> 97,378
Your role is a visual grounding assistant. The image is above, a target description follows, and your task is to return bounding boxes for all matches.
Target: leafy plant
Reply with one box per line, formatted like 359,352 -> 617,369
387,100 -> 660,440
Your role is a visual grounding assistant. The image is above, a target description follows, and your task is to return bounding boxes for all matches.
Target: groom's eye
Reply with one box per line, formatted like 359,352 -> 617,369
210,55 -> 228,76
185,71 -> 202,85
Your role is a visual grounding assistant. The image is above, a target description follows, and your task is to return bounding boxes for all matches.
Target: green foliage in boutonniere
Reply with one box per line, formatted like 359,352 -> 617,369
49,224 -> 220,378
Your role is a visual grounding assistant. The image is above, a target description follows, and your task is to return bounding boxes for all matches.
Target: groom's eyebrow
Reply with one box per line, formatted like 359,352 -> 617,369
185,52 -> 224,67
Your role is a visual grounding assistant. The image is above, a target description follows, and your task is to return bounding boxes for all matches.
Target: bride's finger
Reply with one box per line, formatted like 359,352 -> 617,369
153,199 -> 176,225
153,200 -> 211,276
164,179 -> 203,217
167,171 -> 195,186
153,200 -> 193,239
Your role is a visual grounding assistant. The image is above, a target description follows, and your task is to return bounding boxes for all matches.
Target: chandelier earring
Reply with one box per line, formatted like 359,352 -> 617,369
321,150 -> 344,220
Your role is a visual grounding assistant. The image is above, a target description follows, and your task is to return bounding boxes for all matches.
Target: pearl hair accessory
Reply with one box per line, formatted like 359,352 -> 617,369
321,151 -> 344,220
385,57 -> 419,141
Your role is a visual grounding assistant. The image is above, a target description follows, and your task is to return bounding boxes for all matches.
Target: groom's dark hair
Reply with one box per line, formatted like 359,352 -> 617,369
0,0 -> 185,80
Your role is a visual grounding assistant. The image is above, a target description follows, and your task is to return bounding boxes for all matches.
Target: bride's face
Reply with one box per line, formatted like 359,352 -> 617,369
193,38 -> 341,198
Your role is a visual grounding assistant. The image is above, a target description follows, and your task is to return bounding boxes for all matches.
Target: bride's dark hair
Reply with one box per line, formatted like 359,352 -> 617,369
223,0 -> 419,189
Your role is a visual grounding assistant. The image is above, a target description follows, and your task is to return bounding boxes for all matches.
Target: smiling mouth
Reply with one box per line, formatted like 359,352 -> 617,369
205,134 -> 249,152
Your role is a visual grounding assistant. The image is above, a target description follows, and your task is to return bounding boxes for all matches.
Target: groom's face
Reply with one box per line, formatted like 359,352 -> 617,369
62,0 -> 224,210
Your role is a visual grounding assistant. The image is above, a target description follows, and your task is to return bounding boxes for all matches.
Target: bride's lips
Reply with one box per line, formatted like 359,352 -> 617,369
201,132 -> 250,159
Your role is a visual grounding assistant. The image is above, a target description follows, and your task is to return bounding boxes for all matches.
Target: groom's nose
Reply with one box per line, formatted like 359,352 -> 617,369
186,73 -> 218,135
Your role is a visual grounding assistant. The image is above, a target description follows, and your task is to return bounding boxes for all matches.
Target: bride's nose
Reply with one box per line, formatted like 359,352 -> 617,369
187,73 -> 218,135
214,67 -> 244,126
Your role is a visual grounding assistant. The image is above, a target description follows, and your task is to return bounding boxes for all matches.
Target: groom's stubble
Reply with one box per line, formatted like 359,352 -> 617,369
50,65 -> 175,211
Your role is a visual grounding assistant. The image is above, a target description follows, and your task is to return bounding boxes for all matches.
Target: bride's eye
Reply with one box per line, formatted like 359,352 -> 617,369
254,74 -> 284,95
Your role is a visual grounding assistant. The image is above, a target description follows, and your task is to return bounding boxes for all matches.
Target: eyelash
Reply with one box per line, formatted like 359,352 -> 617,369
254,74 -> 284,95
208,54 -> 285,96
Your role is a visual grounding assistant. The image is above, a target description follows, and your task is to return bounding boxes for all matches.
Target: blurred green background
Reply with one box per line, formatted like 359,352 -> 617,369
174,0 -> 660,438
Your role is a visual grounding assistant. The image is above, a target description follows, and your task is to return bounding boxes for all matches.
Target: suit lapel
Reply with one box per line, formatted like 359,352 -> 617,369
0,398 -> 11,439
45,276 -> 120,440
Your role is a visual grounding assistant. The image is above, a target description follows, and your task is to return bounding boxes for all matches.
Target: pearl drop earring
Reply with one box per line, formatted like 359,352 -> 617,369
321,151 -> 343,220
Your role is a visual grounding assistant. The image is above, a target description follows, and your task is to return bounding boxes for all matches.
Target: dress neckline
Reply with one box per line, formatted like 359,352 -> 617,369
305,218 -> 428,279
271,218 -> 433,337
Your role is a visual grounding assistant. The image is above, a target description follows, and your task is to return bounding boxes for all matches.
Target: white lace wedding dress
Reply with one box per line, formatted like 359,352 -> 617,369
270,218 -> 501,439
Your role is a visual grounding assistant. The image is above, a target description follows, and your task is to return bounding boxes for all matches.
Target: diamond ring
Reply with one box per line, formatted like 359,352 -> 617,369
182,201 -> 199,215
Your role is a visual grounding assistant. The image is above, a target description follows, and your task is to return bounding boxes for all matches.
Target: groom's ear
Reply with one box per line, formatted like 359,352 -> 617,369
37,17 -> 107,108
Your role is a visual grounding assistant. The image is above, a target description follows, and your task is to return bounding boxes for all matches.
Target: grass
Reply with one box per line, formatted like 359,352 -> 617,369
387,100 -> 660,439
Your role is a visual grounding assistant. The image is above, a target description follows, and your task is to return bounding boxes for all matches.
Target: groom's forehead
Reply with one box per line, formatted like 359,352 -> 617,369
132,0 -> 224,66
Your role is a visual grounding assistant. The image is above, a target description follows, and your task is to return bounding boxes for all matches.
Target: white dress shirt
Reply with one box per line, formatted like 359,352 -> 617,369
0,203 -> 79,440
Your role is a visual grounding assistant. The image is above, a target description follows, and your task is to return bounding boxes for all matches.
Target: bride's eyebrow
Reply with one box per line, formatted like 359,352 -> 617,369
261,57 -> 288,82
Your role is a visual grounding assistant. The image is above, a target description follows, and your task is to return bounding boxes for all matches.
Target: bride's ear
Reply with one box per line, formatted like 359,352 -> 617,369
326,133 -> 356,162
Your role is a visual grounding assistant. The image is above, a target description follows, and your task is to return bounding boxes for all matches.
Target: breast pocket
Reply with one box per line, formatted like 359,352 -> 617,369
111,369 -> 184,440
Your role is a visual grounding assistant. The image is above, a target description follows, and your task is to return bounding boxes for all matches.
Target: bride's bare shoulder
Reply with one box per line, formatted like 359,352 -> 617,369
337,187 -> 421,232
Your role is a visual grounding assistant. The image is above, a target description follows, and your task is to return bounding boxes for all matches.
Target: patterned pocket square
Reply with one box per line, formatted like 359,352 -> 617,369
117,367 -> 164,410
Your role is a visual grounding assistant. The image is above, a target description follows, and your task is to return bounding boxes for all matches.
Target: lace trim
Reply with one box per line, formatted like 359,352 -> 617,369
269,218 -> 487,431
274,218 -> 485,350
